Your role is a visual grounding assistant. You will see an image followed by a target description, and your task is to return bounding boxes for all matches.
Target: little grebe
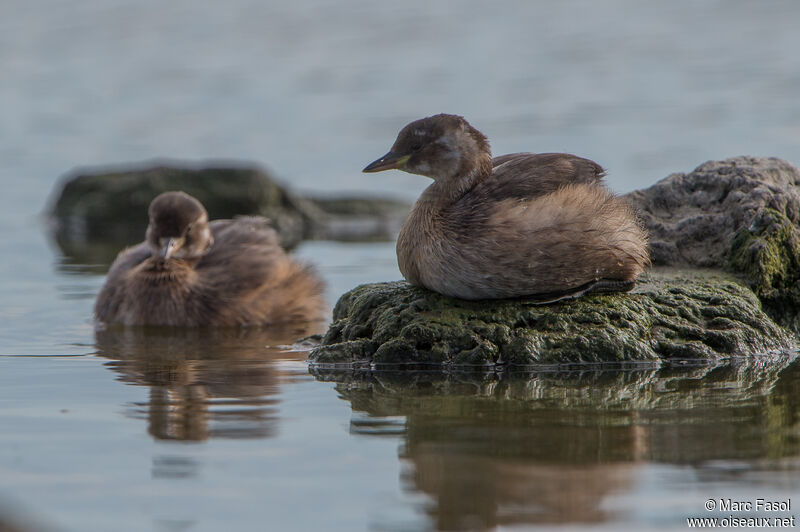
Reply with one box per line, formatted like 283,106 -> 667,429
94,191 -> 326,326
363,113 -> 649,302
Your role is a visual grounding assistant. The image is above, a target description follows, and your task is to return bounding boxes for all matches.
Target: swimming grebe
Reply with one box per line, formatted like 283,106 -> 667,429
94,191 -> 326,326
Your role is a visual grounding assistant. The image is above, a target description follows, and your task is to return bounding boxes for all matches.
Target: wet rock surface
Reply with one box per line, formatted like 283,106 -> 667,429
309,270 -> 795,369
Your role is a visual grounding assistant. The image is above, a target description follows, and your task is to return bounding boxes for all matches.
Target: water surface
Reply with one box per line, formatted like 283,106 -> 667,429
2,1 -> 800,530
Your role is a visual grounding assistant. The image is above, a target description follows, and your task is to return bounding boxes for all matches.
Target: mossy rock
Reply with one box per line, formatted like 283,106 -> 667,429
309,270 -> 795,369
729,207 -> 800,331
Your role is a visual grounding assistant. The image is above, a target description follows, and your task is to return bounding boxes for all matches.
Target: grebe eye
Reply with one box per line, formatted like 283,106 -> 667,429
411,143 -> 423,152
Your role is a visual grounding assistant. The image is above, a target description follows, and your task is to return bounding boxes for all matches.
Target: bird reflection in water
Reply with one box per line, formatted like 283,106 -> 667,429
315,357 -> 800,530
95,321 -> 324,441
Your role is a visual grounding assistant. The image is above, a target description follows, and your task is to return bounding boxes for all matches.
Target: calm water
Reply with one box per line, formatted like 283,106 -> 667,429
2,1 -> 800,530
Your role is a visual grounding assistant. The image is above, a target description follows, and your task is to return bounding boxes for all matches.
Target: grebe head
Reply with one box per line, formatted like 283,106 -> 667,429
363,114 -> 492,181
146,191 -> 213,261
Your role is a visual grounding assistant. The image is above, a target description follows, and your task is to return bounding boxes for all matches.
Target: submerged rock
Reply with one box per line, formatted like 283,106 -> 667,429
48,160 -> 408,267
50,161 -> 304,245
312,156 -> 800,368
312,356 -> 797,426
309,270 -> 794,369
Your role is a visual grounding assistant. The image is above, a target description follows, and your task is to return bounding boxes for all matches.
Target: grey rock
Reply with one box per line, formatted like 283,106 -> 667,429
626,156 -> 800,331
624,156 -> 800,268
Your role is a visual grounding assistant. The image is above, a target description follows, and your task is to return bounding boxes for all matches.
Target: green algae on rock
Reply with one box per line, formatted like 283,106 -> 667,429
729,207 -> 800,332
309,270 -> 795,369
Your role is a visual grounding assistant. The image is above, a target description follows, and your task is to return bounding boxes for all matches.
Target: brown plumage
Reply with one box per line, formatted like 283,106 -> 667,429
94,191 -> 326,326
363,113 -> 649,301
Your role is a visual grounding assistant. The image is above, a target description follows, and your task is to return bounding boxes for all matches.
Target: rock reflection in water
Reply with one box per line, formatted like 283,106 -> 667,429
95,323 -> 323,441
313,356 -> 800,530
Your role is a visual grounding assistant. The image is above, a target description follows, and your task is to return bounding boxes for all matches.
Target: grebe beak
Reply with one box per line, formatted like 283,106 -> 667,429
363,152 -> 410,173
158,237 -> 184,259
